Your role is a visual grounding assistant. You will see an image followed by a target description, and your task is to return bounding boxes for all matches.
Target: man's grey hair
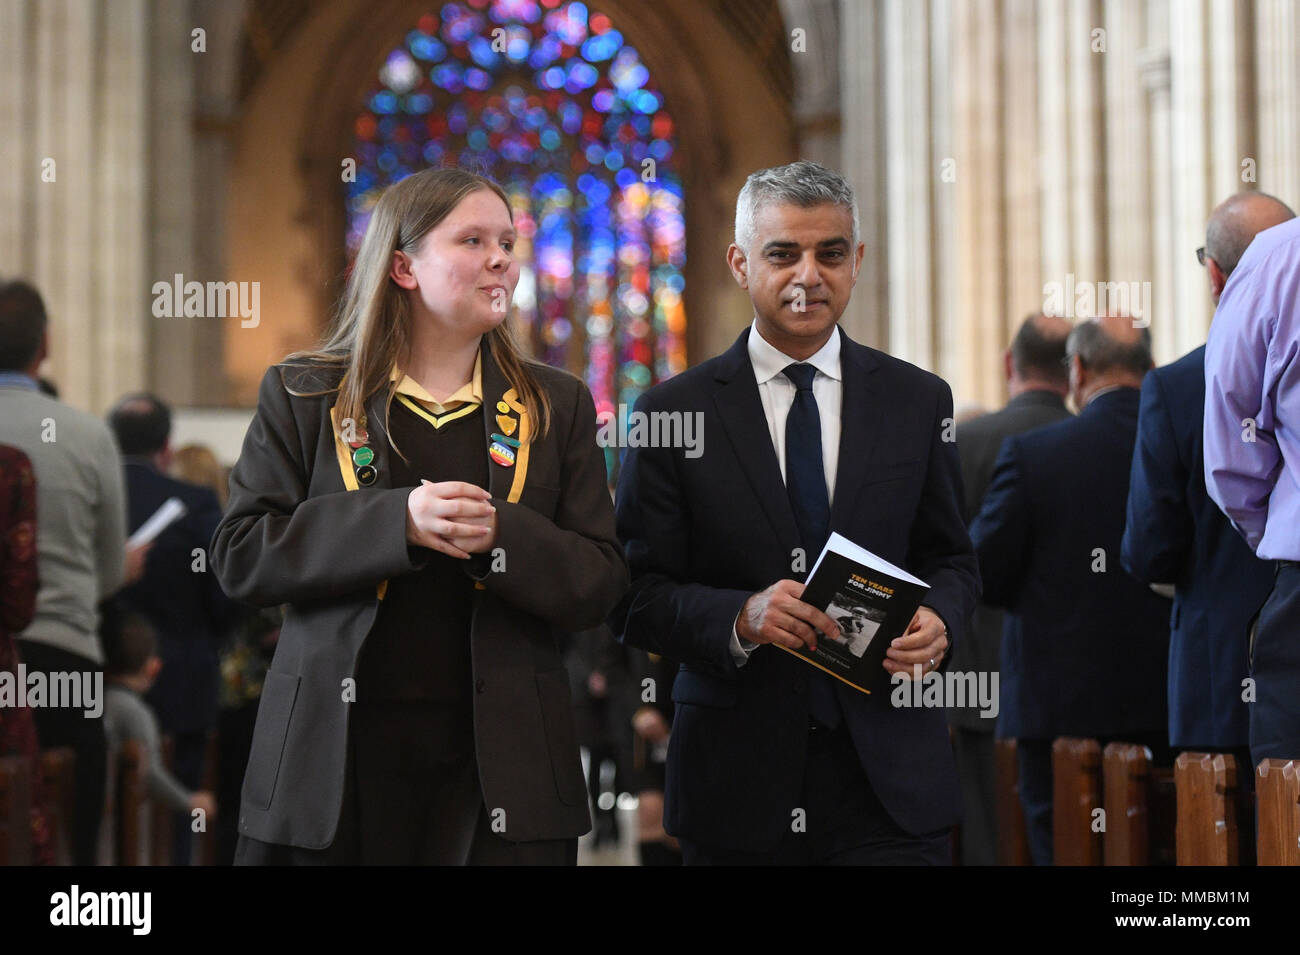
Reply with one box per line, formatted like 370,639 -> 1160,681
734,160 -> 860,253
1066,320 -> 1153,378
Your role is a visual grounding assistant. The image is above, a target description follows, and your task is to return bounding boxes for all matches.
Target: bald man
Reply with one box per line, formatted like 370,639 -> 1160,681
1204,197 -> 1300,770
971,316 -> 1170,865
950,312 -> 1072,866
1123,194 -> 1293,785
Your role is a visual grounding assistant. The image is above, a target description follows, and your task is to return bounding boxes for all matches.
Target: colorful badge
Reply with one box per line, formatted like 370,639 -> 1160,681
352,446 -> 374,467
496,400 -> 511,414
490,432 -> 521,448
496,414 -> 517,436
489,442 -> 516,467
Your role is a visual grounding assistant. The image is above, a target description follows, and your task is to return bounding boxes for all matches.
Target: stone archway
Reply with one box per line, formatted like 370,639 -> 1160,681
223,0 -> 797,404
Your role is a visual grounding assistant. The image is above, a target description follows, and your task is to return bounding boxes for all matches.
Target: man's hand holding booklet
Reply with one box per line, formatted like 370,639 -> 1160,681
740,532 -> 944,694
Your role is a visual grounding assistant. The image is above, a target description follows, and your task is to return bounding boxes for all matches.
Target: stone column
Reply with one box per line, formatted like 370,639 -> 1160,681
1067,0 -> 1105,288
929,0 -> 959,392
1169,0 -> 1210,359
951,0 -> 1003,407
1254,0 -> 1300,213
1038,0 -> 1072,290
1002,0 -> 1043,357
883,0 -> 934,370
1138,36 -> 1173,366
149,0 -> 201,406
99,0 -> 149,407
780,0 -> 841,168
7,0 -> 153,412
838,0 -> 887,350
1102,0 -> 1153,340
0,0 -> 35,277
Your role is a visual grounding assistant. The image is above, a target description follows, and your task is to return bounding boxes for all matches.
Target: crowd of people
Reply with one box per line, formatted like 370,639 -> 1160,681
1,162 -> 1298,866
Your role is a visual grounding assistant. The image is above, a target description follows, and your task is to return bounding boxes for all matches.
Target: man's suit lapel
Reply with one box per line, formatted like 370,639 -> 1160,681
711,328 -> 802,560
829,327 -> 883,529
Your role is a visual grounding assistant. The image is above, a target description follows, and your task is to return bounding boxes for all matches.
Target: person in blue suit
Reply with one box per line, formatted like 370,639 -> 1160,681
108,393 -> 241,864
611,161 -> 980,865
971,315 -> 1170,866
1122,193 -> 1294,765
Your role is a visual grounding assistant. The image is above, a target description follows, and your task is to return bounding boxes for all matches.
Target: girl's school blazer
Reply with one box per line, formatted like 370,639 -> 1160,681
211,342 -> 630,849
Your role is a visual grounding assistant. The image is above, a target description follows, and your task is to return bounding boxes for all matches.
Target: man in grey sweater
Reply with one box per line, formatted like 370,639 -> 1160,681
0,280 -> 140,863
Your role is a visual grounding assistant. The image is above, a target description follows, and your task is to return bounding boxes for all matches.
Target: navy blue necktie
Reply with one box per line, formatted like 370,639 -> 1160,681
782,362 -> 841,728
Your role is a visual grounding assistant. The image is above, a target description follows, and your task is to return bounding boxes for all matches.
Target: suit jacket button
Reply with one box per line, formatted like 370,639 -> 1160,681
475,678 -> 486,694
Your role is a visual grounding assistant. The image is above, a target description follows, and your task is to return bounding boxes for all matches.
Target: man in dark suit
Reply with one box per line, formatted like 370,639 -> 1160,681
970,315 -> 1170,865
612,160 -> 980,864
1122,193 -> 1293,766
950,312 -> 1072,865
108,393 -> 240,864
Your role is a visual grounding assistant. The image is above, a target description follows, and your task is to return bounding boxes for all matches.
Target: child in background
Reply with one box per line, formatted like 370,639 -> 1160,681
102,607 -> 217,831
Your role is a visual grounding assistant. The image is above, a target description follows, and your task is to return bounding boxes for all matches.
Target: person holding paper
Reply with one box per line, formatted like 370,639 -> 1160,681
210,167 -> 628,865
611,161 -> 979,865
107,393 -> 241,865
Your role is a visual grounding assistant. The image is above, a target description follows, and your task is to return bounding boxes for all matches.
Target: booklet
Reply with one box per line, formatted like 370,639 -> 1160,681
127,497 -> 188,549
775,532 -> 930,694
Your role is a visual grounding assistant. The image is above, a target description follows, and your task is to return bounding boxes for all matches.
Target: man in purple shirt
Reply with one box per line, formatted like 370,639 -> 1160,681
1204,213 -> 1300,767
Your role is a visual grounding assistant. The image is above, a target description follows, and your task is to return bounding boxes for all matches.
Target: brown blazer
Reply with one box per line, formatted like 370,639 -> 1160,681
211,340 -> 629,849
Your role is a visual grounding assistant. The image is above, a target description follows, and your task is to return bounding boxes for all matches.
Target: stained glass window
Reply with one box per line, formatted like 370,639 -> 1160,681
348,0 -> 687,477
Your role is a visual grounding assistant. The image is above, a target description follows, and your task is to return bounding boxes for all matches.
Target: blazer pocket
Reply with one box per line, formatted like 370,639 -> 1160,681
242,670 -> 300,812
534,670 -> 588,806
671,666 -> 739,708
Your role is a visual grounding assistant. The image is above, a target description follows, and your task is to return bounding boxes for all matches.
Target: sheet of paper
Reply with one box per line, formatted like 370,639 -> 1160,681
807,531 -> 930,588
127,497 -> 188,548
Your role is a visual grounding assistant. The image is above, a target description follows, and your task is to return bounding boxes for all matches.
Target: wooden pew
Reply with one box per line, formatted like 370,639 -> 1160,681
39,747 -> 75,865
1256,758 -> 1300,866
151,735 -> 175,866
1099,743 -> 1176,865
198,730 -> 219,866
0,755 -> 33,865
1148,764 -> 1177,865
995,738 -> 1031,865
114,741 -> 150,866
1175,751 -> 1239,865
1053,737 -> 1102,865
1102,743 -> 1149,865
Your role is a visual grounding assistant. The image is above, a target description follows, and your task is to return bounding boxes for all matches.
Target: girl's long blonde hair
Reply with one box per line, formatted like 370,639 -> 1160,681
285,167 -> 552,451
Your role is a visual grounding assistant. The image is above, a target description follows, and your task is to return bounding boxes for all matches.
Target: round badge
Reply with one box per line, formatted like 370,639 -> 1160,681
496,400 -> 511,414
355,464 -> 378,486
352,446 -> 374,467
489,442 -> 516,467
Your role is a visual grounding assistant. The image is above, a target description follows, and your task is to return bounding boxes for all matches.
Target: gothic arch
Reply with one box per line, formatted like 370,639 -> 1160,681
224,0 -> 796,403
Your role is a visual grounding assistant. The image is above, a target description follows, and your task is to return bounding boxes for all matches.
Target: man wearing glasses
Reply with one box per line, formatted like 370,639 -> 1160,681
1124,193 -> 1293,809
1203,195 -> 1300,773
